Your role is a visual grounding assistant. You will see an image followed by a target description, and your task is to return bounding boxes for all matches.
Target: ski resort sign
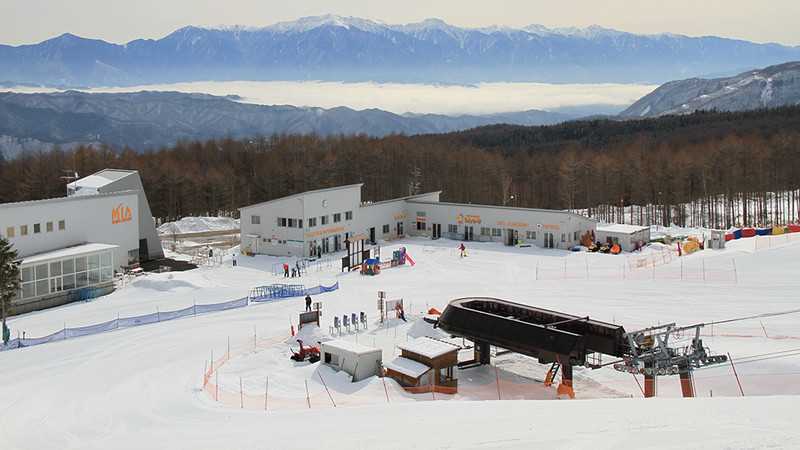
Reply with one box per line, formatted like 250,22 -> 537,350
111,203 -> 133,225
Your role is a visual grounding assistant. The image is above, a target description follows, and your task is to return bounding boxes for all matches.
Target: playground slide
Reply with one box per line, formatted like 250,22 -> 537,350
404,254 -> 415,266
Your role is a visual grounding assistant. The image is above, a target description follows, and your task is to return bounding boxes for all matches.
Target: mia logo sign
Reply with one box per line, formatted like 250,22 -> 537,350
112,203 -> 133,225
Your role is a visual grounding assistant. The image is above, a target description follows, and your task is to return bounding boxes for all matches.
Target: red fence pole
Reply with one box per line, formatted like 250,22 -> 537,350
318,372 -> 337,407
494,364 -> 501,400
728,352 -> 745,397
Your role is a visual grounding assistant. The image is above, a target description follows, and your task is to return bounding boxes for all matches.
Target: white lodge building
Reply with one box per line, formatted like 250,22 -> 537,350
239,184 -> 597,258
1,169 -> 163,314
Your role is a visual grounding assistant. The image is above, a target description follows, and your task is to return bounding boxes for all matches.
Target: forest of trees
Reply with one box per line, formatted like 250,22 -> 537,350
1,106 -> 799,229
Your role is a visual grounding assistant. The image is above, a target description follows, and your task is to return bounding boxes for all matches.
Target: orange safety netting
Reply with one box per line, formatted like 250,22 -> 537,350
204,333 -> 800,410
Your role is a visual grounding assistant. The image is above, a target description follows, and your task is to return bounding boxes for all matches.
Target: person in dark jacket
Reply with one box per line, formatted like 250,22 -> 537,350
305,295 -> 312,312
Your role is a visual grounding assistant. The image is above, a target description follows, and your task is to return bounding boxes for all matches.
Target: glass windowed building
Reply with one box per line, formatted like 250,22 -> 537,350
1,169 -> 162,315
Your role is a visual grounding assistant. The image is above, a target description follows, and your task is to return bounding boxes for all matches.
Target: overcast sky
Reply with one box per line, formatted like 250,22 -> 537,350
3,0 -> 799,47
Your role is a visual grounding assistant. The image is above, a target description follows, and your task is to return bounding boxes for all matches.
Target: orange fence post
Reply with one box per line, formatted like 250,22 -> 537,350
265,377 -> 269,411
305,380 -> 311,409
728,352 -> 745,397
240,377 -> 244,409
494,364 -> 501,400
382,376 -> 390,403
430,371 -> 435,401
318,372 -> 336,408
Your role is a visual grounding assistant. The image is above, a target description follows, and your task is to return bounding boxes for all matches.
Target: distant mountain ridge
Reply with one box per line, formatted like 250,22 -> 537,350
618,61 -> 800,117
0,90 -> 573,159
2,15 -> 799,87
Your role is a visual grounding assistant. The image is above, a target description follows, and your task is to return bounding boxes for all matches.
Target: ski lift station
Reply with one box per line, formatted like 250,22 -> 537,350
239,184 -> 598,258
0,169 -> 163,314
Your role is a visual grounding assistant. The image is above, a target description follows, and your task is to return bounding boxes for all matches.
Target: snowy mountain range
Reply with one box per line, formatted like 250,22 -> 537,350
618,61 -> 800,117
0,90 -> 572,158
2,15 -> 800,87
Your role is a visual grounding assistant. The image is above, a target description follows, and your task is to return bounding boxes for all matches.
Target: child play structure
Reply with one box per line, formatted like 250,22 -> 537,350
360,247 -> 414,275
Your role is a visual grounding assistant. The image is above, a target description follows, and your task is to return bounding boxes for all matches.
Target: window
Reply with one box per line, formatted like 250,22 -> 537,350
573,231 -> 579,241
20,225 -> 27,236
345,211 -> 353,221
382,224 -> 390,234
561,234 -> 566,242
448,224 -> 458,233
480,227 -> 490,235
58,220 -> 65,230
333,213 -> 341,223
526,231 -> 537,240
298,219 -> 302,228
288,218 -> 298,228
46,221 -> 54,232
62,259 -> 74,274
416,221 -> 425,230
492,228 -> 501,237
417,211 -> 426,217
35,264 -> 48,280
277,217 -> 287,227
251,215 -> 260,225
5,227 -> 13,238
320,216 -> 329,225
439,366 -> 455,382
307,217 -> 316,227
33,223 -> 41,234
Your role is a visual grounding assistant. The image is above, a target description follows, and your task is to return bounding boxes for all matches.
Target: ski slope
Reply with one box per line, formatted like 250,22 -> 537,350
1,229 -> 799,448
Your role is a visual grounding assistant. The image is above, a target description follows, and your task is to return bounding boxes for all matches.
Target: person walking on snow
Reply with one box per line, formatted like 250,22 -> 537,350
283,263 -> 289,277
305,295 -> 312,312
232,253 -> 237,266
460,243 -> 466,258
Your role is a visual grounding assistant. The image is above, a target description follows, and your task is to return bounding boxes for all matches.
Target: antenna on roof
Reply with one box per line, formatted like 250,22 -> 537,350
61,154 -> 79,196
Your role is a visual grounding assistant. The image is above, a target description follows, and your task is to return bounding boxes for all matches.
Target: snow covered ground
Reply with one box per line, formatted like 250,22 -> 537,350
1,222 -> 799,448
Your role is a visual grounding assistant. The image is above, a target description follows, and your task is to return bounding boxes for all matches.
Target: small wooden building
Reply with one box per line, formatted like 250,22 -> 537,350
384,336 -> 460,389
320,339 -> 382,382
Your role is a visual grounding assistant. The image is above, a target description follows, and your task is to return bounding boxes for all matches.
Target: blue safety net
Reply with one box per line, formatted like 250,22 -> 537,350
249,282 -> 339,302
1,296 -> 251,352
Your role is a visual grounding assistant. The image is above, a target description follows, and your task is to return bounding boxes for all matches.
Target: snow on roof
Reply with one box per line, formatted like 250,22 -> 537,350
322,338 -> 381,356
21,243 -> 119,265
396,336 -> 459,359
597,223 -> 649,234
382,356 -> 430,378
239,183 -> 364,211
68,169 -> 132,191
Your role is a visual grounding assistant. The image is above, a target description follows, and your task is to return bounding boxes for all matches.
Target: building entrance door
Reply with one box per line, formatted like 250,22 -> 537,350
432,223 -> 441,239
369,227 -> 376,244
465,226 -> 474,241
397,222 -> 404,235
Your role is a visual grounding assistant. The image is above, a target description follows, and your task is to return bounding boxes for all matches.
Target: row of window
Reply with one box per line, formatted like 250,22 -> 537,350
6,220 -> 66,238
252,211 -> 355,229
16,251 -> 114,301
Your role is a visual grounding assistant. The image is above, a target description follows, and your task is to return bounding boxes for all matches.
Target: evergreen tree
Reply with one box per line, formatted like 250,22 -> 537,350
1,236 -> 21,342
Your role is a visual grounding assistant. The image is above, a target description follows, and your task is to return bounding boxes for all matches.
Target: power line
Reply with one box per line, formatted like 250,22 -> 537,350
708,308 -> 800,326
